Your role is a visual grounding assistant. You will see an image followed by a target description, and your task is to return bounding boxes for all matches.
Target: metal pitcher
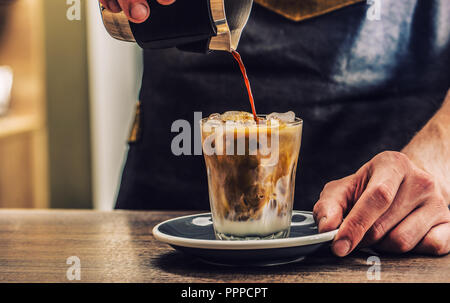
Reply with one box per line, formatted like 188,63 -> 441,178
100,0 -> 254,53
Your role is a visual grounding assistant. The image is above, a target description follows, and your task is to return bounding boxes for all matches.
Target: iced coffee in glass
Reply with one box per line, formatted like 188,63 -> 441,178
201,111 -> 303,240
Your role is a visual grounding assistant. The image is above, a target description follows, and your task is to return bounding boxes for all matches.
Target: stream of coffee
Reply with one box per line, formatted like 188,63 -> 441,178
231,50 -> 258,122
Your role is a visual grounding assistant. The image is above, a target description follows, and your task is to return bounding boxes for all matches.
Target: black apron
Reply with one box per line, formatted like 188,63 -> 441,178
116,0 -> 450,211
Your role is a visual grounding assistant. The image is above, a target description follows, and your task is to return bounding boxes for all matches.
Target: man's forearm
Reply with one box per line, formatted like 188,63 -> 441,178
402,89 -> 450,203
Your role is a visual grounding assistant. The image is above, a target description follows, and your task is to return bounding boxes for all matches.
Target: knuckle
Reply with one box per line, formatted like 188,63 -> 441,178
371,183 -> 395,208
413,171 -> 436,194
378,151 -> 407,162
313,202 -> 321,215
367,221 -> 386,243
319,188 -> 326,198
391,151 -> 409,162
389,230 -> 415,253
323,180 -> 337,191
343,216 -> 369,241
320,180 -> 340,198
431,199 -> 450,221
424,232 -> 450,256
376,151 -> 392,159
313,198 -> 335,215
375,151 -> 410,171
429,240 -> 449,256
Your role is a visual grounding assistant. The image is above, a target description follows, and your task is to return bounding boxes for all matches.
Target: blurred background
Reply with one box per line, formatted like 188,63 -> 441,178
0,0 -> 142,210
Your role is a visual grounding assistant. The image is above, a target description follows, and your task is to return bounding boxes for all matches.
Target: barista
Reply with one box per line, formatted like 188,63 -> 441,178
100,0 -> 450,256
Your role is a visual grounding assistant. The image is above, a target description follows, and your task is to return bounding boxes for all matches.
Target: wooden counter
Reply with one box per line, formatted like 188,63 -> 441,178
0,209 -> 448,283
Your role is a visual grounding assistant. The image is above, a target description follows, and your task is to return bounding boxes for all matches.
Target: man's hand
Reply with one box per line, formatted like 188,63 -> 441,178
99,0 -> 176,23
313,151 -> 450,257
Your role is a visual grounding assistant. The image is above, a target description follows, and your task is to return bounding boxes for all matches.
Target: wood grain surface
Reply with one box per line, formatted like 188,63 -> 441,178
0,210 -> 448,283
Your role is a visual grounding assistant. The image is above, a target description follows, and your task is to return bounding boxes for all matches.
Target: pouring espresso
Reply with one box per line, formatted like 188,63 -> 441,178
100,0 -> 258,120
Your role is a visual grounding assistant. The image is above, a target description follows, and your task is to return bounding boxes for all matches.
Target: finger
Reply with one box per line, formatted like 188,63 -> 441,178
376,201 -> 448,253
313,175 -> 355,233
157,0 -> 176,5
413,222 -> 450,256
100,0 -> 122,13
117,0 -> 150,23
362,169 -> 434,246
99,0 -> 110,10
332,160 -> 406,257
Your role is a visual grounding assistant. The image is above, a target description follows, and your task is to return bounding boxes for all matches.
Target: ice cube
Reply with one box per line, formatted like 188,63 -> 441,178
203,115 -> 223,128
243,119 -> 258,127
222,111 -> 241,118
221,111 -> 254,123
207,113 -> 221,121
267,111 -> 296,123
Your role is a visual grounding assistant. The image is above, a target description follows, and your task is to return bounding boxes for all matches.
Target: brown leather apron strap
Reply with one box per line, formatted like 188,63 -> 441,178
254,0 -> 365,22
128,101 -> 142,143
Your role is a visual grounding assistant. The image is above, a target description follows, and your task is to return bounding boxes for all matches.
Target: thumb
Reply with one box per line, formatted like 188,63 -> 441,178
117,0 -> 150,23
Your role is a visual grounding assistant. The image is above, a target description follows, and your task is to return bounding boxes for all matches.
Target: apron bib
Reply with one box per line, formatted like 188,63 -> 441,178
117,1 -> 450,211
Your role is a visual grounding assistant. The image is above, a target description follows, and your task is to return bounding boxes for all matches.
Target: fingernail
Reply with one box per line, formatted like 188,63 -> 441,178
130,3 -> 149,21
333,239 -> 352,257
318,217 -> 327,231
158,0 -> 176,5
